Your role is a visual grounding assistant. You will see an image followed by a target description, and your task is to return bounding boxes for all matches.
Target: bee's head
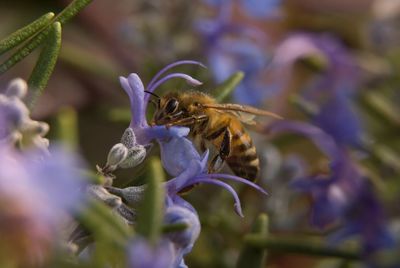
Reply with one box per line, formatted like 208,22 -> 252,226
150,93 -> 186,125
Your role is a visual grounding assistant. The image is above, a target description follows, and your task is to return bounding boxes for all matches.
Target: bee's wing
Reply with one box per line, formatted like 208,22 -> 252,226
225,110 -> 257,125
201,103 -> 282,125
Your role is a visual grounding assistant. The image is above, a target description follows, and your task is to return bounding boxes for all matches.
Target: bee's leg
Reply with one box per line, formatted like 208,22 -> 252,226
200,139 -> 207,152
166,115 -> 208,128
208,127 -> 231,173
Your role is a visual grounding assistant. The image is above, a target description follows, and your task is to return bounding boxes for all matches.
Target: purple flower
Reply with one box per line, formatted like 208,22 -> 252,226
119,60 -> 205,146
196,1 -> 276,106
164,200 -> 201,268
0,78 -> 49,153
207,38 -> 275,105
329,184 -> 395,255
119,63 -> 202,146
0,144 -> 87,265
267,120 -> 394,254
270,33 -> 363,146
202,0 -> 281,19
103,61 -> 205,172
271,32 -> 360,96
113,61 -> 268,267
161,136 -> 268,217
128,237 -> 174,268
313,91 -> 362,147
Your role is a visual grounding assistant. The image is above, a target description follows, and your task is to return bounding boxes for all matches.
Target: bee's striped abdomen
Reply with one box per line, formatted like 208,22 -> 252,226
226,128 -> 259,182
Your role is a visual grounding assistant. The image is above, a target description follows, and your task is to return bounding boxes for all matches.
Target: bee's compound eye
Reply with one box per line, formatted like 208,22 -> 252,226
165,98 -> 179,114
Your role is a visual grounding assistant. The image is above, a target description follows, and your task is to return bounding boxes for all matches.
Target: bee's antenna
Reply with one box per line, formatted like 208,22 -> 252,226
149,99 -> 159,108
144,90 -> 160,99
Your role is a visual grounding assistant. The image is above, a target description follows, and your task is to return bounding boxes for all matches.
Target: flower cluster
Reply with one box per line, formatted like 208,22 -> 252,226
0,80 -> 87,266
101,61 -> 267,267
0,78 -> 49,154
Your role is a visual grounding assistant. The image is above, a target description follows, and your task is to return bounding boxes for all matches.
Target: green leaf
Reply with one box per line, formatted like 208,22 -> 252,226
55,107 -> 79,150
0,12 -> 55,55
27,22 -> 62,109
108,107 -> 132,123
75,205 -> 128,268
59,42 -> 124,82
54,0 -> 94,25
360,91 -> 400,128
289,94 -> 318,117
236,214 -> 268,268
214,71 -> 244,102
0,28 -> 51,75
369,144 -> 400,174
162,222 -> 189,233
136,157 -> 165,244
77,199 -> 133,245
244,235 -> 361,260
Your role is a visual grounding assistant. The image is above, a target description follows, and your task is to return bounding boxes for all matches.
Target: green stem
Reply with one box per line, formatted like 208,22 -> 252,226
214,71 -> 244,102
59,42 -> 124,82
55,107 -> 79,150
54,0 -> 94,25
244,235 -> 361,260
136,158 -> 165,244
54,0 -> 93,24
0,28 -> 51,75
28,22 -> 62,109
236,214 -> 268,268
162,222 -> 189,233
77,199 -> 132,245
0,12 -> 55,55
0,0 -> 93,76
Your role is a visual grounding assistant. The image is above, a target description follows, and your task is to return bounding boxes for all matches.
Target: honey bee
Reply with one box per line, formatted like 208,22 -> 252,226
149,91 -> 281,182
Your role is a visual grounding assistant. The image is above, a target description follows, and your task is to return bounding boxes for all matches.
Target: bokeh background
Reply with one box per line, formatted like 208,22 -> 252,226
1,0 -> 400,267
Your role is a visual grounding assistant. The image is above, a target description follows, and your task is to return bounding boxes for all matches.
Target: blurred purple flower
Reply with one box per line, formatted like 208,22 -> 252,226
0,144 -> 87,265
208,38 -> 275,105
0,78 -> 49,153
329,184 -> 395,255
196,2 -> 276,106
271,32 -> 360,96
313,91 -> 362,147
267,120 -> 354,227
271,33 -> 363,146
128,237 -> 174,268
267,120 -> 394,254
202,0 -> 281,19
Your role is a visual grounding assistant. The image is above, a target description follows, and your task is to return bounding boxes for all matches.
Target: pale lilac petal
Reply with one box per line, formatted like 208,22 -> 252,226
206,173 -> 268,195
119,74 -> 147,127
147,60 -> 206,90
128,237 -> 174,268
267,120 -> 339,160
191,177 -> 244,217
147,73 -> 203,94
160,137 -> 205,177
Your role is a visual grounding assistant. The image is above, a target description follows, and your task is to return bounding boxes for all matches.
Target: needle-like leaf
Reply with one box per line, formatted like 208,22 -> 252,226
214,71 -> 244,102
0,12 -> 54,55
136,157 -> 165,244
28,22 -> 62,108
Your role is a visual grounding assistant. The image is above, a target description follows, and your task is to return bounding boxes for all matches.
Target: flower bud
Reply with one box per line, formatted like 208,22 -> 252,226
121,128 -> 137,149
118,145 -> 147,169
106,143 -> 129,168
5,78 -> 28,98
164,205 -> 200,249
